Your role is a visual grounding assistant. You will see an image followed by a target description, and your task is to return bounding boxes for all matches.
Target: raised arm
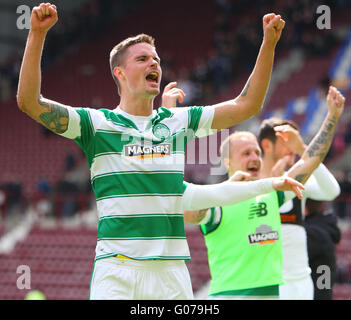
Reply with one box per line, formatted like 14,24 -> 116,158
210,13 -> 285,130
303,164 -> 340,201
183,174 -> 304,224
284,86 -> 345,185
17,3 -> 70,134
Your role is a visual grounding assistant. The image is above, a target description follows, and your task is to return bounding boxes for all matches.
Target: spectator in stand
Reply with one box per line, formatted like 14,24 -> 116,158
305,199 -> 341,300
54,177 -> 79,218
344,120 -> 351,146
37,177 -> 51,196
0,174 -> 25,215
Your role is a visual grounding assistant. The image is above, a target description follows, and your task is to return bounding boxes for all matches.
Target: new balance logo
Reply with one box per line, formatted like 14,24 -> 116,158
249,202 -> 268,219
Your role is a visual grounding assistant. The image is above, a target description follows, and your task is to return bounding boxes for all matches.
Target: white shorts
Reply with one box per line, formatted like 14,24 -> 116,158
89,257 -> 194,300
279,275 -> 314,300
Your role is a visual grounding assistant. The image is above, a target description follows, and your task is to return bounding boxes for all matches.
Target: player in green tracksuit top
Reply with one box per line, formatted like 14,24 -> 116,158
201,191 -> 285,298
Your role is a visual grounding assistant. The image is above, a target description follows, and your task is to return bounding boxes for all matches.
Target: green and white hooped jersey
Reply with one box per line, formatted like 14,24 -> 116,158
61,105 -> 215,261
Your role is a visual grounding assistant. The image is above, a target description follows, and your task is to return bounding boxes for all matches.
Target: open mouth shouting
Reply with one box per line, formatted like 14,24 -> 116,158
246,163 -> 260,176
145,71 -> 160,86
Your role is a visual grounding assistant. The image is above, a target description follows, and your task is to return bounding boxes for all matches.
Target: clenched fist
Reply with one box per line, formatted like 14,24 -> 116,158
262,13 -> 285,47
31,3 -> 58,33
327,86 -> 345,119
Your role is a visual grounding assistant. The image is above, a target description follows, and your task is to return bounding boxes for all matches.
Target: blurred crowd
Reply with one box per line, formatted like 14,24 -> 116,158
1,0 -> 350,106
161,0 -> 350,106
0,150 -> 92,222
0,0 -> 119,102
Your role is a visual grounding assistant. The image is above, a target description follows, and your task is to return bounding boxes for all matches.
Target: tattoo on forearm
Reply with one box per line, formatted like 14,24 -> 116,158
241,80 -> 251,97
294,174 -> 307,183
306,116 -> 337,162
38,95 -> 69,134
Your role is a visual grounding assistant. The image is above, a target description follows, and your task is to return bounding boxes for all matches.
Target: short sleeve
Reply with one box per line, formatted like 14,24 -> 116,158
188,106 -> 216,138
72,108 -> 95,151
200,207 -> 222,234
58,106 -> 81,140
276,191 -> 285,207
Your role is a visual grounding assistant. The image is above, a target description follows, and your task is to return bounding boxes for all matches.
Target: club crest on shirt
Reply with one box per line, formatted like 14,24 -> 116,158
248,224 -> 279,245
153,123 -> 171,140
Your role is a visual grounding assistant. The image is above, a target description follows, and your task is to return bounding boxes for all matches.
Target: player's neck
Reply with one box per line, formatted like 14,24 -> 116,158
260,155 -> 274,178
119,94 -> 154,117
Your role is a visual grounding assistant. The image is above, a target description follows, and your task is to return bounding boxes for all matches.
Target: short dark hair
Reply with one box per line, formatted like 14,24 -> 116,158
109,34 -> 155,95
257,117 -> 299,155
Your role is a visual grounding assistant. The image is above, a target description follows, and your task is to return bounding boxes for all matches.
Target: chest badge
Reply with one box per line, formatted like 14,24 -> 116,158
153,123 -> 171,140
